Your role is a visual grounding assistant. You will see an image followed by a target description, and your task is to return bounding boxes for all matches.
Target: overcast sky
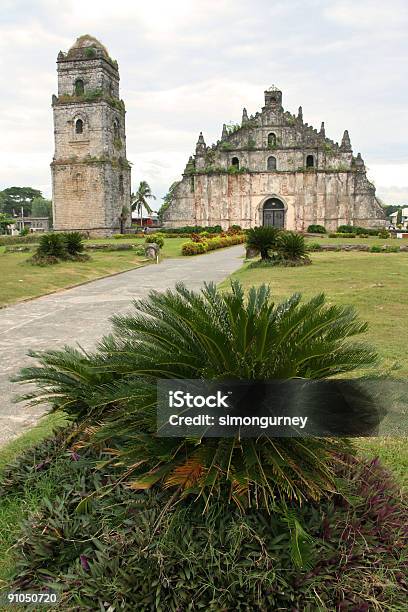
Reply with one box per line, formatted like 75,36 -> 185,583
0,0 -> 407,207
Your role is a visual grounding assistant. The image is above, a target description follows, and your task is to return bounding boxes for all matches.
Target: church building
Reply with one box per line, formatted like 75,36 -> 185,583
163,86 -> 385,231
51,35 -> 131,236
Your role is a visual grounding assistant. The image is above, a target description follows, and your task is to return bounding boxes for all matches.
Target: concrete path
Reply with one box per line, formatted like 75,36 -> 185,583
0,245 -> 244,445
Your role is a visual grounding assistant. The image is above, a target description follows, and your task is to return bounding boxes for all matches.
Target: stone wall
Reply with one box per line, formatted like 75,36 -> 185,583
163,87 -> 386,230
51,36 -> 131,236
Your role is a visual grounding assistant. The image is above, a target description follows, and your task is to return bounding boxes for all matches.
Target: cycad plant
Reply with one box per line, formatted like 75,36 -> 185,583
278,231 -> 309,262
15,282 -> 377,510
62,231 -> 85,257
246,226 -> 280,259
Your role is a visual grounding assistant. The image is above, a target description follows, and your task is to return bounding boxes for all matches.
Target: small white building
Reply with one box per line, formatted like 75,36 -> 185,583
389,207 -> 408,229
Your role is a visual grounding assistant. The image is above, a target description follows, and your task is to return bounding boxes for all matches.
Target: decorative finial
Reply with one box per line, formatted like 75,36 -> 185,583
355,152 -> 364,168
320,121 -> 325,137
222,124 -> 228,139
298,106 -> 303,121
242,108 -> 248,125
341,129 -> 351,151
195,132 -> 206,155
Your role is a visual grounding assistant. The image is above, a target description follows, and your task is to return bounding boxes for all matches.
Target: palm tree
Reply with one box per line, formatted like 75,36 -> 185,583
131,181 -> 156,227
15,281 -> 377,511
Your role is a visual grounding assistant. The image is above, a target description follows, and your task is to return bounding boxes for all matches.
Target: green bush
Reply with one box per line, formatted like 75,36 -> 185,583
307,224 -> 326,234
246,226 -> 280,259
277,231 -> 308,261
337,225 -> 355,233
35,233 -> 66,259
0,233 -> 42,246
5,451 -> 405,611
329,232 -> 356,238
307,242 -> 322,251
378,229 -> 390,238
370,245 -> 382,253
181,233 -> 245,255
181,241 -> 207,255
15,282 -> 376,509
62,232 -> 85,256
157,225 -> 222,235
145,234 -> 164,248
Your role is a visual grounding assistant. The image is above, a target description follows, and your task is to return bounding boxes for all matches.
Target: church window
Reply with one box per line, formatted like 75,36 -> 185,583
231,157 -> 240,169
306,154 -> 315,168
267,156 -> 277,170
74,79 -> 84,95
75,118 -> 83,134
268,133 -> 276,147
113,119 -> 120,139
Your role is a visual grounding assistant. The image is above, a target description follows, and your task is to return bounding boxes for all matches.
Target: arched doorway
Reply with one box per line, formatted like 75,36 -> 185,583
262,198 -> 285,228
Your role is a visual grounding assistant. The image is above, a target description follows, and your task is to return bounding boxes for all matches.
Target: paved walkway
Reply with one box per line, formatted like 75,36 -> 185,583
0,245 -> 244,445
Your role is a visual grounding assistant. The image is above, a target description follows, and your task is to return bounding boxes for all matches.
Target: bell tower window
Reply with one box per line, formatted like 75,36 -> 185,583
113,119 -> 120,140
74,79 -> 84,96
306,154 -> 315,168
268,133 -> 276,147
75,118 -> 83,134
267,156 -> 277,170
231,157 -> 239,169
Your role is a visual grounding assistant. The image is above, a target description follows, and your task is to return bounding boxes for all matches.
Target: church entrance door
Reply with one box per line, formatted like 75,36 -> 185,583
262,198 -> 285,228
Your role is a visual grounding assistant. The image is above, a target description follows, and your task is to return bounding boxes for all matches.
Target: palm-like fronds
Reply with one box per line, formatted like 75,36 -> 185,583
14,282 -> 378,509
277,231 -> 307,260
246,227 -> 280,259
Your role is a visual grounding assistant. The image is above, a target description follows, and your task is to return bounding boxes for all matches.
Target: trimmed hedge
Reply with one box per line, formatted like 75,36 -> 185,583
158,225 -> 223,235
182,233 -> 245,255
307,224 -> 326,233
0,233 -> 43,246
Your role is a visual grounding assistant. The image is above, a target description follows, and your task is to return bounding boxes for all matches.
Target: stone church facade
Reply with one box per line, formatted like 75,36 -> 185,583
51,35 -> 131,236
163,87 -> 385,231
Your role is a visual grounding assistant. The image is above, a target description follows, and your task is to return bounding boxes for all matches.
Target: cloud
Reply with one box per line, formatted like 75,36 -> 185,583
0,0 -> 407,204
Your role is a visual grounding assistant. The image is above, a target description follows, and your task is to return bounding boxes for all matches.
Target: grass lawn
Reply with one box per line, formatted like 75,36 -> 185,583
304,235 -> 401,247
0,238 -> 190,308
87,236 -> 189,258
220,251 -> 408,483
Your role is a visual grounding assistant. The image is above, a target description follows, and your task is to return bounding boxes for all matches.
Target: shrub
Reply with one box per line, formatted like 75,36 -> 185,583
337,225 -> 354,233
62,232 -> 85,256
307,242 -> 322,251
157,225 -> 223,235
190,233 -> 205,243
35,233 -> 66,259
145,234 -> 164,248
246,226 -> 280,259
0,233 -> 42,246
329,232 -> 356,238
378,229 -> 390,238
226,224 -> 242,235
307,224 -> 326,234
6,451 -> 406,611
370,245 -> 382,253
277,231 -> 308,261
16,281 -> 377,509
181,241 -> 207,255
385,245 -> 400,253
19,227 -> 30,236
181,233 -> 245,255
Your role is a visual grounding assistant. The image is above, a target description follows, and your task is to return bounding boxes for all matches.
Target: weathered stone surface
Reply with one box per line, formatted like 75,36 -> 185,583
245,246 -> 259,259
163,86 -> 386,231
51,36 -> 131,237
145,243 -> 160,259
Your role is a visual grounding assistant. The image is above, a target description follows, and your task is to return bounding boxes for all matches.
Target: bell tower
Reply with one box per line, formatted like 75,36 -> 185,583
51,35 -> 131,236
